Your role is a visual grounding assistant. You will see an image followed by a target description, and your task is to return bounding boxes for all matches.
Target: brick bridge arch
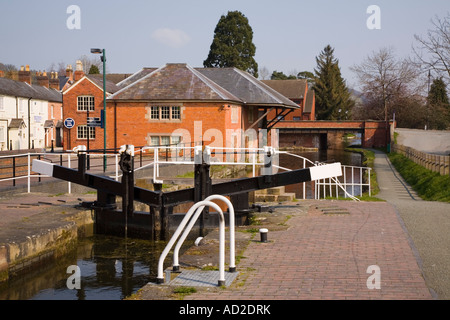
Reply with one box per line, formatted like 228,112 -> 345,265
274,120 -> 395,149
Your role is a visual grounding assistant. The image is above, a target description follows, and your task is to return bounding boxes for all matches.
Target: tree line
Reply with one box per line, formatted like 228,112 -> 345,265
203,11 -> 450,129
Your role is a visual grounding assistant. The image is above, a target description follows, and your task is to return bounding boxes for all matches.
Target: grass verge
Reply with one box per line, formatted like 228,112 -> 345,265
344,147 -> 382,201
388,152 -> 450,202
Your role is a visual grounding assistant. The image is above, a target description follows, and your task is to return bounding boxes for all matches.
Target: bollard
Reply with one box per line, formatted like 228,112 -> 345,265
259,228 -> 268,243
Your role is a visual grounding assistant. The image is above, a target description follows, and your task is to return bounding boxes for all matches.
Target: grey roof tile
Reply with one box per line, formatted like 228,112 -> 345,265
197,68 -> 299,108
0,77 -> 62,102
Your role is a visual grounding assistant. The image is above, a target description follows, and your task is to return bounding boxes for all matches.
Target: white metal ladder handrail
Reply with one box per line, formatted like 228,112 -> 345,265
173,194 -> 236,272
156,199 -> 227,286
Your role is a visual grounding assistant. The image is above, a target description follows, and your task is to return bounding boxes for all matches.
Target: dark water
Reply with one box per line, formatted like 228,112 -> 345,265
0,234 -> 190,300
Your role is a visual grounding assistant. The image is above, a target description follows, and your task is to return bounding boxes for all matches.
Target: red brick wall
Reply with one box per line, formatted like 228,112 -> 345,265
62,78 -> 105,151
275,120 -> 393,148
106,101 -> 245,150
46,101 -> 63,147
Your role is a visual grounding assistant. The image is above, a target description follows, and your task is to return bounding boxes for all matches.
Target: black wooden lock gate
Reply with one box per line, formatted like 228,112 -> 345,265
32,145 -> 341,240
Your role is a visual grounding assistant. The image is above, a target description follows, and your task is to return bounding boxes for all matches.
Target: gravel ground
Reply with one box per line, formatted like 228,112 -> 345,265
373,149 -> 450,299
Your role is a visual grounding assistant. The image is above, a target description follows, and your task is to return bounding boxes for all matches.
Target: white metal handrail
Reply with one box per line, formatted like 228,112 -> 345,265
156,199 -> 226,286
173,194 -> 236,272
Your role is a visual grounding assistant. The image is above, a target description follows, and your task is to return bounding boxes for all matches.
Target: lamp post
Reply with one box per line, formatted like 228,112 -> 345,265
91,48 -> 107,172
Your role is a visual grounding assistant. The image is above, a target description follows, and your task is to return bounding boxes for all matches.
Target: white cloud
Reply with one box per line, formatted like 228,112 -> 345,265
151,28 -> 191,48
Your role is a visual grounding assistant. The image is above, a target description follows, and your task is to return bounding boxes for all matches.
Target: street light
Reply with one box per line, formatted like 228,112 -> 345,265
91,48 -> 107,172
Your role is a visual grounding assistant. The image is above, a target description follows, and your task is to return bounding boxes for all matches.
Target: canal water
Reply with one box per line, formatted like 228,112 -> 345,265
0,136 -> 362,300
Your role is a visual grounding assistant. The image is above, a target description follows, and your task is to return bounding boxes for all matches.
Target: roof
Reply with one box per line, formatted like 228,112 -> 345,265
304,89 -> 315,113
261,79 -> 307,100
8,118 -> 26,129
86,76 -> 121,94
115,68 -> 157,88
44,120 -> 54,128
197,68 -> 299,109
62,75 -> 121,95
0,77 -> 62,102
88,73 -> 135,85
108,64 -> 241,102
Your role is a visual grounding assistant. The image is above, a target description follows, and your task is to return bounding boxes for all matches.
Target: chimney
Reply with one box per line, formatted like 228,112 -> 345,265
66,64 -> 73,82
74,60 -> 85,81
49,72 -> 60,90
36,71 -> 49,88
0,70 -> 4,78
18,65 -> 32,84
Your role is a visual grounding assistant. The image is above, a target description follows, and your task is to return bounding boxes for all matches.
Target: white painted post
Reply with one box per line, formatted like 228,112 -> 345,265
68,154 -> 71,194
352,167 -> 355,196
27,153 -> 31,193
303,158 -> 306,200
360,167 -> 363,196
344,167 -> 347,198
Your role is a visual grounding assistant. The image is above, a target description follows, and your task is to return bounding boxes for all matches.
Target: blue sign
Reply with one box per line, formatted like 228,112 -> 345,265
64,118 -> 75,129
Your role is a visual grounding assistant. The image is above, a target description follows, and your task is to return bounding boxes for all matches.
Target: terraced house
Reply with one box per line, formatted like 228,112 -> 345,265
62,63 -> 299,153
0,65 -> 63,151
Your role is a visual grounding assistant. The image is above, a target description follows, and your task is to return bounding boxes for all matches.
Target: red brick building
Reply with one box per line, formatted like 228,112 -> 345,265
62,61 -> 120,150
62,63 -> 299,152
262,79 -> 316,121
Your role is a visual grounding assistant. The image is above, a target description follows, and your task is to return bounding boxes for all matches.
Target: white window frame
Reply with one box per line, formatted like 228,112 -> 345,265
148,105 -> 182,121
0,126 -> 5,142
77,125 -> 95,139
77,96 -> 95,112
231,106 -> 238,124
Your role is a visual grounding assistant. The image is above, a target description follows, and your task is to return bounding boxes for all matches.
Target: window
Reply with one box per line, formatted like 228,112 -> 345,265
149,105 -> 181,120
77,125 -> 95,139
293,116 -> 301,121
151,106 -> 159,120
77,96 -> 95,112
171,135 -> 181,145
161,106 -> 170,120
19,99 -> 25,114
0,127 -> 5,142
0,96 -> 4,111
248,106 -> 254,123
150,136 -> 160,146
149,135 -> 182,146
231,106 -> 238,124
172,106 -> 180,119
161,136 -> 170,145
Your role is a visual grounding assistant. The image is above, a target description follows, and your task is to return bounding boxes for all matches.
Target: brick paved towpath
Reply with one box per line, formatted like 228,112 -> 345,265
147,199 -> 433,300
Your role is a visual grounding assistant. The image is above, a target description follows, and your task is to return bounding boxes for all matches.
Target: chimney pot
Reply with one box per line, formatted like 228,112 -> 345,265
18,64 -> 32,84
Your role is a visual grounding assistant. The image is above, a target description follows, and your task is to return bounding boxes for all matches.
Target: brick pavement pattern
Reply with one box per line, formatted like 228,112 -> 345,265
186,201 -> 432,300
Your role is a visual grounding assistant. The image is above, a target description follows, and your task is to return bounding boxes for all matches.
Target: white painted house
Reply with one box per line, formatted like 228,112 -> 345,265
0,69 -> 62,151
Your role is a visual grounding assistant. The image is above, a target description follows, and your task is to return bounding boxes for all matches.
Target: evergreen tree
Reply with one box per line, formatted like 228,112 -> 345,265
203,11 -> 258,77
271,71 -> 296,80
313,45 -> 354,120
88,65 -> 100,74
427,77 -> 450,129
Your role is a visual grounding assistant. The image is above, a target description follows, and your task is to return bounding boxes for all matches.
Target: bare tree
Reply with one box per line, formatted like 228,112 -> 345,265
350,47 -> 419,123
258,66 -> 270,80
412,13 -> 450,83
77,54 -> 103,74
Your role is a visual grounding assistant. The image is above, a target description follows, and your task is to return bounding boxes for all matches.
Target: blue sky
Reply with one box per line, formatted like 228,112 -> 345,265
1,0 -> 449,89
